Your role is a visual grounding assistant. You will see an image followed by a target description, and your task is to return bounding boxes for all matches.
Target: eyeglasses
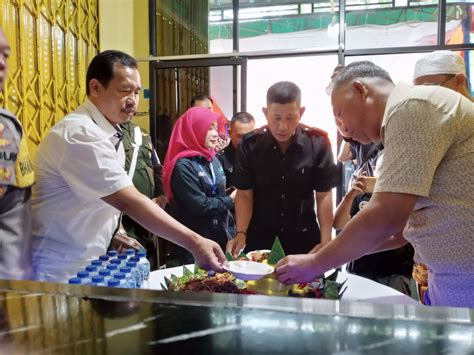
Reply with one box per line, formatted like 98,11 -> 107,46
420,74 -> 456,87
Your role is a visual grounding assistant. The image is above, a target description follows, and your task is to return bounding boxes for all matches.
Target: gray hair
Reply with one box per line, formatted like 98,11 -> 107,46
330,61 -> 393,93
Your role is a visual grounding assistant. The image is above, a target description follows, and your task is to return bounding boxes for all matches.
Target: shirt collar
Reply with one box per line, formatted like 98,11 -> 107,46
263,124 -> 303,150
380,82 -> 408,143
83,98 -> 119,139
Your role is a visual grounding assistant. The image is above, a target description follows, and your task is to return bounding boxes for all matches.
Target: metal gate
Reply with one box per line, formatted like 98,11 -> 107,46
149,55 -> 247,160
0,0 -> 99,156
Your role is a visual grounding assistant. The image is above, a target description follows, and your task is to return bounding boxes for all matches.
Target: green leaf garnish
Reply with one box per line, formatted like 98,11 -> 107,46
183,265 -> 193,276
268,236 -> 286,265
323,280 -> 346,300
193,264 -> 200,274
235,279 -> 247,289
237,251 -> 248,260
225,251 -> 234,261
325,269 -> 339,282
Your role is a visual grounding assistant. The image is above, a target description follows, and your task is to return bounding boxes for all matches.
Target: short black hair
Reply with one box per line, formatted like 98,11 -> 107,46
267,81 -> 301,106
231,112 -> 255,126
331,61 -> 393,93
86,50 -> 137,95
190,94 -> 211,107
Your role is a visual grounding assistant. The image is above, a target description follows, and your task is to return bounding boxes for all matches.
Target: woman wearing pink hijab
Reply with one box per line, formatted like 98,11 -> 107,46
163,107 -> 235,265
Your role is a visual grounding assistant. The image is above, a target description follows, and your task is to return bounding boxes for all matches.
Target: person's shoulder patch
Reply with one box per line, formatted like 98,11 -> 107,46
250,126 -> 267,136
241,126 -> 265,143
301,124 -> 329,138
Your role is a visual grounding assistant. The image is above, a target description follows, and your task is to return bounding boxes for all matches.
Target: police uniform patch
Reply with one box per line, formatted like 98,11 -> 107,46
0,122 -> 14,147
0,117 -> 19,185
302,124 -> 329,137
0,111 -> 34,188
0,165 -> 14,183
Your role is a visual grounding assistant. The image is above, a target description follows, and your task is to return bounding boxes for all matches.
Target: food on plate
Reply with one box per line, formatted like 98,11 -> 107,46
243,237 -> 286,264
162,266 -> 346,300
246,250 -> 271,263
225,250 -> 248,261
162,238 -> 347,299
176,272 -> 241,293
164,266 -> 247,294
288,275 -> 348,300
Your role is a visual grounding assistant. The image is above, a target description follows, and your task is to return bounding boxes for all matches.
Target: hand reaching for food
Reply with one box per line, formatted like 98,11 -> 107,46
111,233 -> 144,254
275,254 -> 320,285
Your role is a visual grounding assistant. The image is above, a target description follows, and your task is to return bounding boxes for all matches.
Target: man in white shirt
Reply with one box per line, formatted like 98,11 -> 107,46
413,50 -> 471,100
32,50 -> 226,282
275,61 -> 474,308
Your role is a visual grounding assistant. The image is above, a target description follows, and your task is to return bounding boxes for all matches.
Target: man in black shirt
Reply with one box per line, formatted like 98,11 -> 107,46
218,112 -> 255,190
227,81 -> 340,256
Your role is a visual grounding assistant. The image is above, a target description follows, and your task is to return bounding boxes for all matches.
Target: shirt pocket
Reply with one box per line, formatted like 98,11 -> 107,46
291,165 -> 314,197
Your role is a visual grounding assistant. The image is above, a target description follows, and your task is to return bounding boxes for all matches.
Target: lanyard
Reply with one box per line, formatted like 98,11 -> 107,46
199,162 -> 217,197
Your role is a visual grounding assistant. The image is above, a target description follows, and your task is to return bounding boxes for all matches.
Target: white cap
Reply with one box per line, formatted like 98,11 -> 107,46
413,51 -> 466,80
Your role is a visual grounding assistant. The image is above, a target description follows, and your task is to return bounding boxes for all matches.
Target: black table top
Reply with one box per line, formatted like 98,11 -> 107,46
0,278 -> 472,354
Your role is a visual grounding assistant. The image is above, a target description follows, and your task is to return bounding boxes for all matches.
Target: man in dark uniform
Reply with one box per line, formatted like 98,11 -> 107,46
227,81 -> 340,256
217,111 -> 255,190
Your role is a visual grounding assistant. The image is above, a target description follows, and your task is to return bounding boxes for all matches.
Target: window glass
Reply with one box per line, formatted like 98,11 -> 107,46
445,2 -> 473,45
346,50 -> 472,96
346,53 -> 428,83
210,1 -> 339,54
345,1 -> 440,49
210,66 -> 236,119
156,0 -> 209,56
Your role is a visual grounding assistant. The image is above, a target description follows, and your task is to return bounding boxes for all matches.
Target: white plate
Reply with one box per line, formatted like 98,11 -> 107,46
223,260 -> 274,281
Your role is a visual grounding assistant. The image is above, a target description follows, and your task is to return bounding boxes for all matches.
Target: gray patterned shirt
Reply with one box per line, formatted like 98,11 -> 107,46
376,82 -> 474,308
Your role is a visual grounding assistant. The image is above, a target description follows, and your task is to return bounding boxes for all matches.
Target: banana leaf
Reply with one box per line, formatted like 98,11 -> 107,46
267,236 -> 286,265
225,251 -> 234,261
325,269 -> 339,282
183,265 -> 193,277
164,276 -> 172,289
339,285 -> 348,299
